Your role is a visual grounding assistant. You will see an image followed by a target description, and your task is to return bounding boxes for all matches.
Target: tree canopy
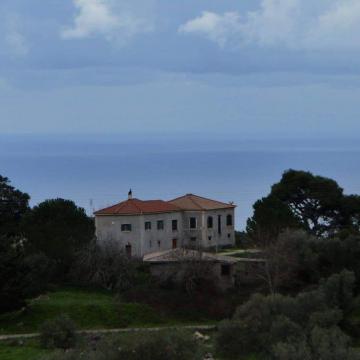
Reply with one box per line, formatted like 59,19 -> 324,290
0,175 -> 30,236
247,170 -> 360,243
23,198 -> 94,273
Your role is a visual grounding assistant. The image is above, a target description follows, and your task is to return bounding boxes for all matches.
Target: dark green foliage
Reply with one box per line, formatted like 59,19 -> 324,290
40,315 -> 78,349
70,240 -> 138,292
247,195 -> 300,246
0,175 -> 30,236
310,326 -> 360,360
0,236 -> 28,313
258,229 -> 360,293
23,198 -> 94,274
23,252 -> 54,298
271,339 -> 312,360
0,236 -> 52,313
43,330 -> 202,360
216,270 -> 359,359
247,170 -> 360,243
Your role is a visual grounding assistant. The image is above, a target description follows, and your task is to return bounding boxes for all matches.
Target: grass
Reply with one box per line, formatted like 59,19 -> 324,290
0,343 -> 50,360
0,287 -> 171,335
0,287 -> 217,335
0,329 -> 261,360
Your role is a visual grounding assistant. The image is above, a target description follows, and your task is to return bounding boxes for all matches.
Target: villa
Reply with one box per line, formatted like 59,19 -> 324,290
94,191 -> 236,257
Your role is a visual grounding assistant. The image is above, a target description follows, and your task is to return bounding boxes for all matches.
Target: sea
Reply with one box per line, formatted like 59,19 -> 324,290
1,134 -> 359,230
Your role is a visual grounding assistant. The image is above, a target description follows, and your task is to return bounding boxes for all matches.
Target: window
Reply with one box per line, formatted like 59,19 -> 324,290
221,264 -> 231,276
190,237 -> 197,242
157,220 -> 164,230
189,217 -> 197,229
208,236 -> 212,241
158,240 -> 161,248
121,224 -> 132,232
226,214 -> 233,226
228,233 -> 231,239
172,219 -> 178,231
207,216 -> 213,229
145,221 -> 151,230
172,239 -> 177,249
218,215 -> 222,235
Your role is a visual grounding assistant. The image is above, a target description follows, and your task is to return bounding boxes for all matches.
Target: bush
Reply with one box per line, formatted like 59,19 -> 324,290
216,271 -> 360,359
70,241 -> 138,292
43,330 -> 202,360
216,320 -> 251,358
272,339 -> 312,360
40,315 -> 78,349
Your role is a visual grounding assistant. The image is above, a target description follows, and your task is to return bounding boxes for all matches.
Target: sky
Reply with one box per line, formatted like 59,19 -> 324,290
1,0 -> 360,137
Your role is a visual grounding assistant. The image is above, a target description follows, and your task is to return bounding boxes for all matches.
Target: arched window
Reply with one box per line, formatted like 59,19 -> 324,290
226,214 -> 233,226
207,216 -> 213,229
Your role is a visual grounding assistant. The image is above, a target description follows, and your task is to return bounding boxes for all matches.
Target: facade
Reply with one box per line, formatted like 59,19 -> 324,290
143,249 -> 239,291
94,192 -> 236,257
143,249 -> 266,291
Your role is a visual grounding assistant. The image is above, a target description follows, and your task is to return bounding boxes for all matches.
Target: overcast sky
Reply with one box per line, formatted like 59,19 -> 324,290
1,0 -> 360,137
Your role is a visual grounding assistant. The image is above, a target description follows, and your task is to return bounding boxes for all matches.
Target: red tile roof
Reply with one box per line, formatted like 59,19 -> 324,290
169,193 -> 235,211
94,198 -> 181,216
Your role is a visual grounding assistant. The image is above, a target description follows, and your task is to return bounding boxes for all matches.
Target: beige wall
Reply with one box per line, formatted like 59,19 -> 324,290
182,208 -> 235,249
95,211 -> 183,257
95,207 -> 235,257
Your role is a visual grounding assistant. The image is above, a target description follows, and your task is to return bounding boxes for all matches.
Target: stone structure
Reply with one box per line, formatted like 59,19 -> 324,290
94,192 -> 236,257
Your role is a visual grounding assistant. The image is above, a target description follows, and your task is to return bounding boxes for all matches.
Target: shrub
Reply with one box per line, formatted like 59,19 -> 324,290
272,339 -> 312,360
42,330 -> 202,360
70,241 -> 138,292
216,320 -> 252,358
216,271 -> 359,359
310,326 -> 359,360
40,315 -> 78,349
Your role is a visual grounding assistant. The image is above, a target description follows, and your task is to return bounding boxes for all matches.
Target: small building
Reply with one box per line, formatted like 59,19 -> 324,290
94,192 -> 236,257
143,248 -> 239,291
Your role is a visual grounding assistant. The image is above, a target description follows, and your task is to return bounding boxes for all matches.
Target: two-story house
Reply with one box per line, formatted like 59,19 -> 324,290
94,191 -> 236,257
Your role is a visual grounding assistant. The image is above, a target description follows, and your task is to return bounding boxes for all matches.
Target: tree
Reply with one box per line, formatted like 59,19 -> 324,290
70,240 -> 137,292
246,195 -> 300,246
0,236 -> 28,312
247,169 -> 357,242
0,236 -> 51,313
271,170 -> 344,237
23,199 -> 94,274
0,175 -> 30,236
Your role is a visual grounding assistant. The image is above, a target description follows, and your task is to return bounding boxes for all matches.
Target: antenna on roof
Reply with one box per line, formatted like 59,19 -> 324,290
128,189 -> 133,200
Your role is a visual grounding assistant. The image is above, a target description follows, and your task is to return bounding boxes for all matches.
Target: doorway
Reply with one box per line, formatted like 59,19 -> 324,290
125,244 -> 132,257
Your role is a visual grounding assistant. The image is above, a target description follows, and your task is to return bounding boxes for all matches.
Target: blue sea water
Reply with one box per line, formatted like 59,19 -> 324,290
0,135 -> 359,230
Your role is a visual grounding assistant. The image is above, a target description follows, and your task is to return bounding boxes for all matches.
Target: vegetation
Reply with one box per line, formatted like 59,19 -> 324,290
0,236 -> 52,313
23,198 -> 94,276
216,270 -> 360,359
44,330 -> 203,360
0,175 -> 30,237
70,240 -> 138,292
40,314 -> 78,349
0,343 -> 50,360
247,169 -> 360,244
2,170 -> 360,359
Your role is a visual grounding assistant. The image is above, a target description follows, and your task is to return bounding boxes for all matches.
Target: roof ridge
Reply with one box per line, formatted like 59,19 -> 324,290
189,193 -> 231,206
130,198 -> 144,214
188,194 -> 203,210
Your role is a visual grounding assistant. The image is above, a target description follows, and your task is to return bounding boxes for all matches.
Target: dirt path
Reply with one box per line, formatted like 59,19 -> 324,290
0,324 -> 216,341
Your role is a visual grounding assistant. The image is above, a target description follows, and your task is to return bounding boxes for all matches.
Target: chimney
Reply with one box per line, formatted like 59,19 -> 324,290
128,189 -> 133,200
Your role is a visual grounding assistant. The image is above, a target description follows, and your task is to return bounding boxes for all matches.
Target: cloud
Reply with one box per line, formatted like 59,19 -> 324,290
4,14 -> 29,57
179,0 -> 360,51
179,11 -> 243,48
61,0 -> 153,44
